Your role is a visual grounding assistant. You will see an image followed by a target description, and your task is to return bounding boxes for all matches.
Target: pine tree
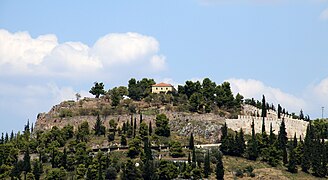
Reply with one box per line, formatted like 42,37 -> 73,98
204,150 -> 211,178
189,133 -> 194,150
216,152 -> 224,180
278,119 -> 288,164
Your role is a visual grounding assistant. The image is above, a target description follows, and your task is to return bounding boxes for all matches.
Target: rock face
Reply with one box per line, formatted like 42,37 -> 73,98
35,99 -> 226,143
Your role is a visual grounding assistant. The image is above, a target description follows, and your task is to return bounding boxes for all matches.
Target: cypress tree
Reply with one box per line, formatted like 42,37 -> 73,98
204,149 -> 211,178
293,133 -> 297,148
261,95 -> 267,118
149,121 -> 152,136
269,123 -> 275,144
237,128 -> 245,156
133,117 -> 137,138
140,113 -> 143,124
5,133 -> 8,143
216,152 -> 224,180
246,119 -> 258,160
192,147 -> 196,168
62,147 -> 67,169
10,130 -> 14,141
278,119 -> 288,164
301,123 -> 312,172
189,133 -> 194,150
188,152 -> 191,164
277,104 -> 282,119
287,148 -> 297,173
32,160 -> 43,180
122,122 -> 126,134
0,133 -> 3,144
23,147 -> 31,176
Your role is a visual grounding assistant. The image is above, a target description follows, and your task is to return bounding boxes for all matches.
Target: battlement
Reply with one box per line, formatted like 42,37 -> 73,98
226,115 -> 309,139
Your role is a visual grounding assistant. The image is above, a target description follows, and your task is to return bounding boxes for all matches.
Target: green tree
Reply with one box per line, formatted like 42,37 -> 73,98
89,82 -> 106,98
46,167 -> 66,180
157,160 -> 179,180
169,141 -> 184,158
204,149 -> 211,178
301,123 -> 313,172
76,164 -> 87,179
148,121 -> 152,136
216,152 -> 224,180
105,166 -> 117,180
86,164 -> 98,180
127,138 -> 141,159
278,119 -> 288,164
189,133 -> 194,150
121,134 -> 127,146
139,122 -> 148,141
26,172 -> 35,180
155,114 -> 170,137
246,120 -> 258,160
287,148 -> 298,173
94,115 -> 106,136
23,147 -> 31,177
121,160 -> 142,180
277,104 -> 282,119
261,95 -> 267,118
32,160 -> 43,180
76,121 -> 90,143
189,92 -> 204,112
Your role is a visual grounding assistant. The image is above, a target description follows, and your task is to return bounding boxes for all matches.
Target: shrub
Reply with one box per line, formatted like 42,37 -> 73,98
59,109 -> 73,118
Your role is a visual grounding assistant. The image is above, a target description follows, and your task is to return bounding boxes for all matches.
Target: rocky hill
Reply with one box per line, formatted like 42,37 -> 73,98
35,97 -> 226,143
35,98 -> 309,143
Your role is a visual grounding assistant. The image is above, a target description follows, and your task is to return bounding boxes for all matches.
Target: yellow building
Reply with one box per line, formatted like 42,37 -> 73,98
151,83 -> 176,94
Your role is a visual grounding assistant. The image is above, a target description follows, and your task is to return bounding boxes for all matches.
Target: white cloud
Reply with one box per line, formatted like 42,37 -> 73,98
0,29 -> 167,78
150,55 -> 167,71
227,78 -> 307,113
320,8 -> 328,20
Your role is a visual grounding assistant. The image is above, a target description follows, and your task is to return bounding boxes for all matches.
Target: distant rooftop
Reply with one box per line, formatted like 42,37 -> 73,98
152,82 -> 173,87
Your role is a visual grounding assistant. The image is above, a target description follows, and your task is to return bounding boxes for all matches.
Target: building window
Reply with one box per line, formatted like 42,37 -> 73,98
156,88 -> 158,90
161,88 -> 163,90
166,88 -> 168,90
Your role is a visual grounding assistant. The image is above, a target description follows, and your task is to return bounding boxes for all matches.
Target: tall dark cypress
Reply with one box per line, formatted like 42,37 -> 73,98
133,117 -> 137,138
261,95 -> 267,118
277,104 -> 282,119
278,119 -> 288,164
140,113 -> 143,124
216,152 -> 224,180
189,133 -> 194,150
247,119 -> 258,160
204,149 -> 211,178
148,121 -> 152,135
301,123 -> 312,172
269,123 -> 275,144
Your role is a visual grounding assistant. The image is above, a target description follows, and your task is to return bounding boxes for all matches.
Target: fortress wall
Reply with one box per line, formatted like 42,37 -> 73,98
226,115 -> 308,139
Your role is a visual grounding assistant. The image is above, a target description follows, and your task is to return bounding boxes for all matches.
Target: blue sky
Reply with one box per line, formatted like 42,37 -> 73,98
0,0 -> 328,133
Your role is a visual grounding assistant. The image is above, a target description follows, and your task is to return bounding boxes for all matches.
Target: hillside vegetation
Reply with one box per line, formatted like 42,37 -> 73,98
0,78 -> 327,179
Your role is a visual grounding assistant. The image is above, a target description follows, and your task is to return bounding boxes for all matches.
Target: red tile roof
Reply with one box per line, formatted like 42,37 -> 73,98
152,82 -> 173,87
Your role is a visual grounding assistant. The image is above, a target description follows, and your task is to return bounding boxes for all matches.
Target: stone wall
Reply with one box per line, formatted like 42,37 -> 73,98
226,115 -> 308,139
